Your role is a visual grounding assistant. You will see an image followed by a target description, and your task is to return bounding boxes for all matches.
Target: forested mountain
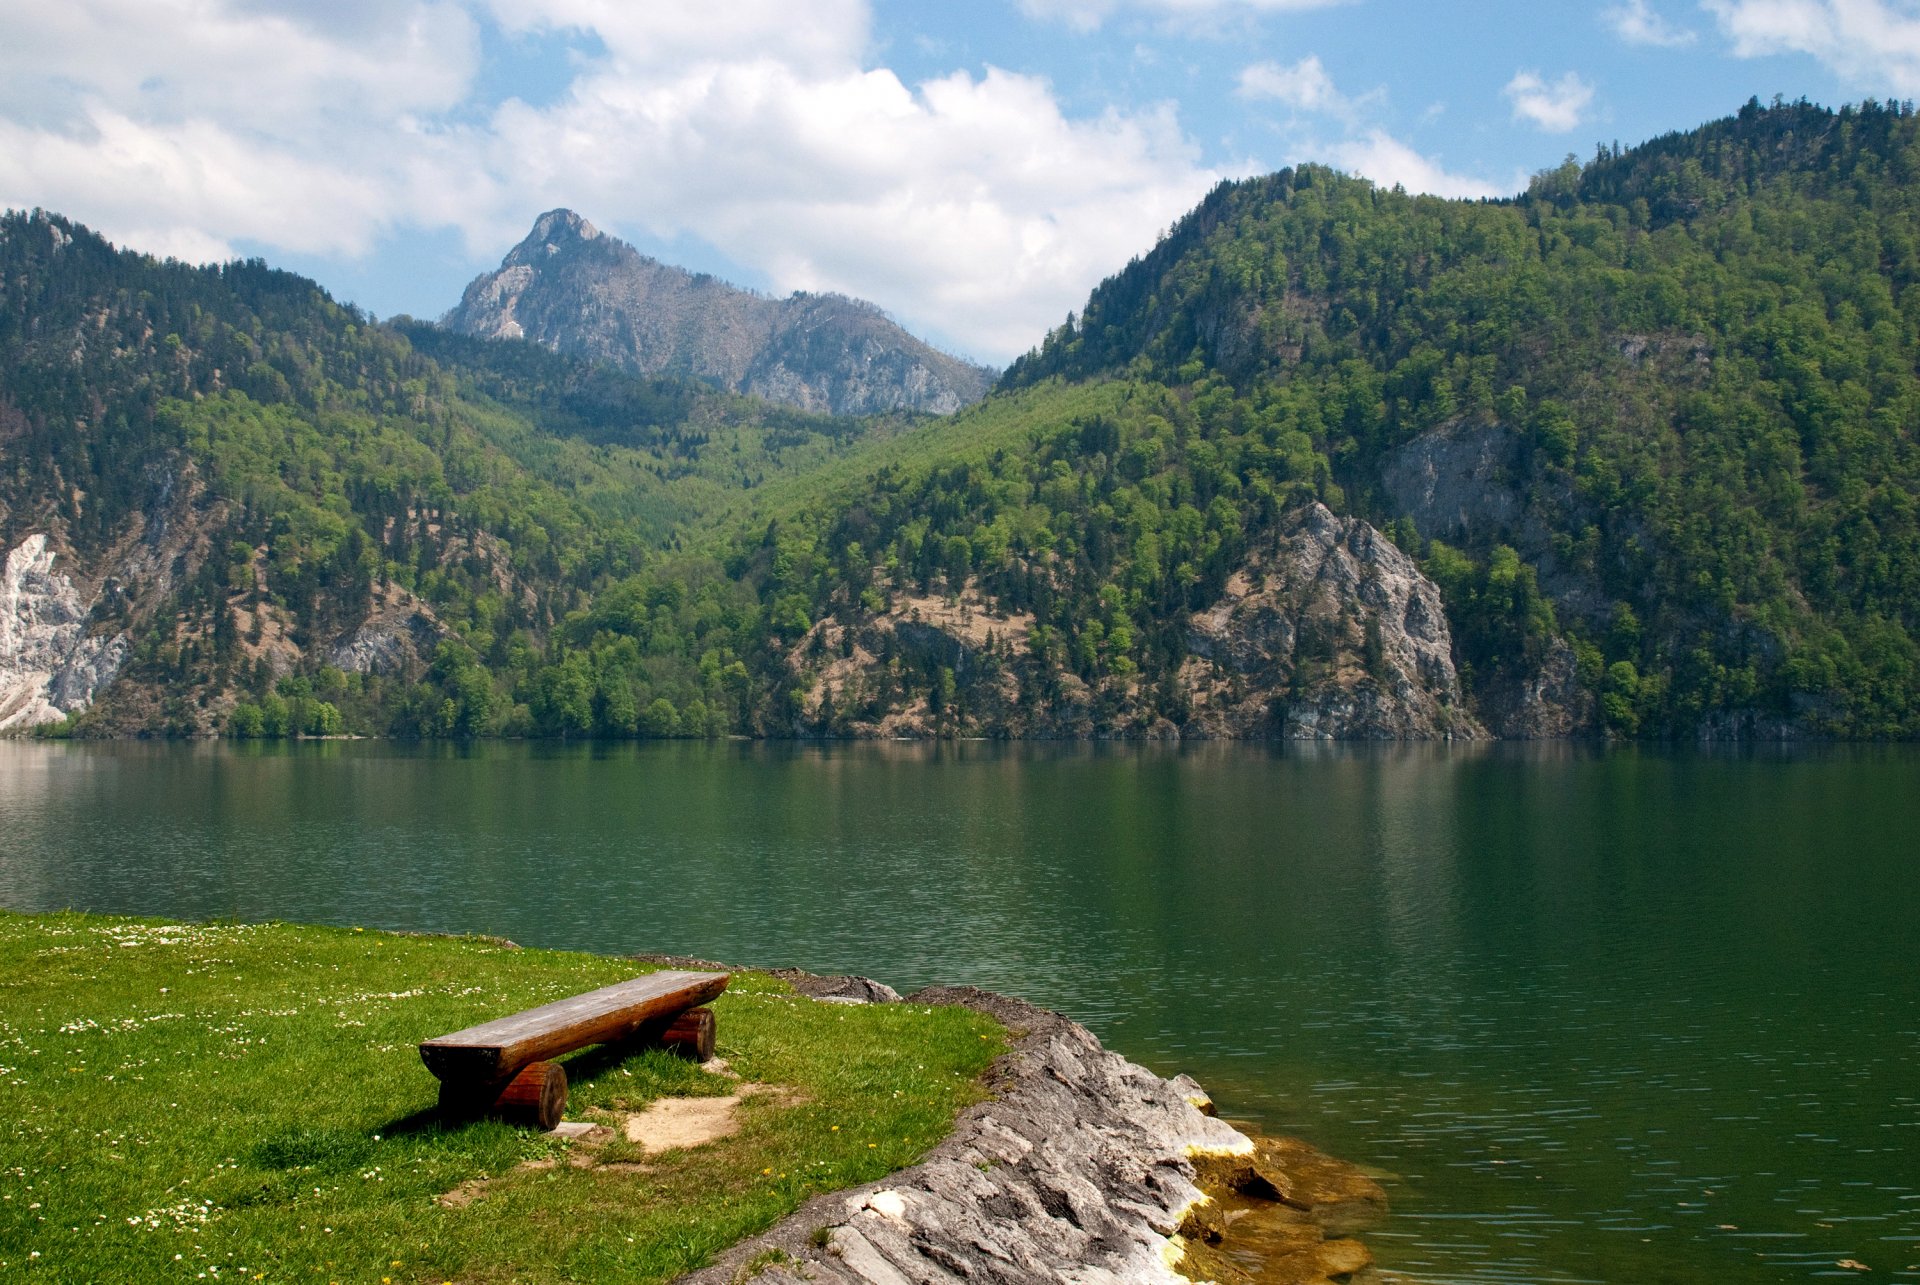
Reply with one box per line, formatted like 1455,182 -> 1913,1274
719,97 -> 1920,740
0,209 -> 880,736
5,99 -> 1918,740
445,210 -> 996,417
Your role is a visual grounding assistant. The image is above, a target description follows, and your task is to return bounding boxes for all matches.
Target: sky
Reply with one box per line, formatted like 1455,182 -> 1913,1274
1,1 -> 1915,367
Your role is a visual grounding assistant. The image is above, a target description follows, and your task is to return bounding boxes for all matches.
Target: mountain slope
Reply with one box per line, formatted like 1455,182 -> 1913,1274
0,210 -> 874,737
974,98 -> 1920,737
596,98 -> 1917,741
8,98 -> 1918,742
445,210 -> 995,417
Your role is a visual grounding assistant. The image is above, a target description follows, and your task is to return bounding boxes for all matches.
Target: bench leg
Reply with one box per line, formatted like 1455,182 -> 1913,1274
438,1060 -> 569,1131
660,1007 -> 716,1061
612,1005 -> 717,1062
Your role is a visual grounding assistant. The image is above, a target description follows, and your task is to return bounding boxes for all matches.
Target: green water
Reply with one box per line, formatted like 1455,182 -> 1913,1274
1,739 -> 1914,1284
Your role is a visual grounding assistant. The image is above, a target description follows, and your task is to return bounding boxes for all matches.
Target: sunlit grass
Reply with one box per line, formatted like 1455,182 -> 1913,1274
0,911 -> 1004,1283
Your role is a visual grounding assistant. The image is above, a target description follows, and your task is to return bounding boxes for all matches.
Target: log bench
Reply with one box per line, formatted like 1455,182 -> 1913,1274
419,970 -> 729,1130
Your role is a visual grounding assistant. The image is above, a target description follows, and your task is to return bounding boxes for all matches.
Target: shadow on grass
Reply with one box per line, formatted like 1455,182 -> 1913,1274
370,1040 -> 700,1138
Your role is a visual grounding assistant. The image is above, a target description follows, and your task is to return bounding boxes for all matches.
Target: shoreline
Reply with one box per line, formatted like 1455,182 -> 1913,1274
0,909 -> 1400,1283
645,956 -> 1397,1285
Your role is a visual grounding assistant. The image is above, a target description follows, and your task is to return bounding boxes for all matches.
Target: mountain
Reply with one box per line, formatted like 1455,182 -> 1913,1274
659,98 -> 1920,740
0,209 -> 877,737
444,210 -> 995,417
7,98 -> 1919,742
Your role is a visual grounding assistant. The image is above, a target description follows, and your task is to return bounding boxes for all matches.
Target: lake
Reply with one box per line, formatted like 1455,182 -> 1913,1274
0,739 -> 1914,1284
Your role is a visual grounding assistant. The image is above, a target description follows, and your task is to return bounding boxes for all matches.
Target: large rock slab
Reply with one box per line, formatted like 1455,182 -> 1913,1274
678,986 -> 1391,1285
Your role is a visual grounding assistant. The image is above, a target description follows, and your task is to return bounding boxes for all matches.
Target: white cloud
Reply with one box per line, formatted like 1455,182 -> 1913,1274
1237,56 -> 1343,111
1503,70 -> 1597,132
0,0 -> 478,132
0,0 -> 474,267
0,106 -> 391,260
485,59 -> 1222,359
1704,0 -> 1920,93
0,0 -> 1244,363
1326,131 -> 1513,200
1018,0 -> 1348,34
1605,0 -> 1698,46
1234,51 -> 1505,204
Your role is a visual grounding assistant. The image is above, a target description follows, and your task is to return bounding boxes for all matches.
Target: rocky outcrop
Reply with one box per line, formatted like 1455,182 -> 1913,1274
326,583 -> 444,676
1379,421 -> 1527,546
783,511 -> 1484,742
1473,636 -> 1596,739
0,534 -> 127,730
1380,418 -> 1626,629
1180,504 -> 1481,740
680,985 -> 1391,1285
445,210 -> 995,417
1379,422 -> 1607,736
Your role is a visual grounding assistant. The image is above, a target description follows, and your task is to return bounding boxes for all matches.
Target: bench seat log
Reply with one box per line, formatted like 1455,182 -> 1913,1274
420,970 -> 729,1087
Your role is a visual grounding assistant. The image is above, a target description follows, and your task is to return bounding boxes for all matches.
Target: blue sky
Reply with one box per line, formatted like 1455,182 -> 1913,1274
0,0 -> 1913,365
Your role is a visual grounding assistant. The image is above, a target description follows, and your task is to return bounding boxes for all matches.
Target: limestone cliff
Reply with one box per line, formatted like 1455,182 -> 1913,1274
1180,504 -> 1480,740
0,534 -> 126,730
445,210 -> 996,417
0,455 -> 457,736
785,504 -> 1482,741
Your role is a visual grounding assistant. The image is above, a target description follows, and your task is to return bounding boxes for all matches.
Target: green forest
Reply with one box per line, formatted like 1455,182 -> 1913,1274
4,97 -> 1918,739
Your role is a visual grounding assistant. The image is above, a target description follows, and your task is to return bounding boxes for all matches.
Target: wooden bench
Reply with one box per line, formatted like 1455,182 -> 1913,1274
419,970 -> 730,1129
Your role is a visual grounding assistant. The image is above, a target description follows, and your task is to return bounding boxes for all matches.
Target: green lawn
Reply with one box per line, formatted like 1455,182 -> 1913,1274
0,912 -> 1003,1283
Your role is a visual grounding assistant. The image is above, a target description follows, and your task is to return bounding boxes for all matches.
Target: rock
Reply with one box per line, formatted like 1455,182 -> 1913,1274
1246,1135 -> 1389,1232
1181,503 -> 1482,740
1257,1237 -> 1374,1284
1379,421 -> 1527,546
1694,707 -> 1814,742
445,210 -> 996,417
1473,636 -> 1595,739
785,507 -> 1484,741
326,585 -> 444,677
803,976 -> 903,1004
769,970 -> 904,1004
679,987 -> 1255,1285
0,534 -> 127,730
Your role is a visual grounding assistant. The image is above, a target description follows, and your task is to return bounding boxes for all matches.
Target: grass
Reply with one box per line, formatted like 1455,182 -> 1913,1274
0,911 -> 1006,1283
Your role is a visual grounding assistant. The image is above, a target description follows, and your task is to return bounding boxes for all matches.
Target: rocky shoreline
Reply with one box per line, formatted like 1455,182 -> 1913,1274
655,962 -> 1400,1285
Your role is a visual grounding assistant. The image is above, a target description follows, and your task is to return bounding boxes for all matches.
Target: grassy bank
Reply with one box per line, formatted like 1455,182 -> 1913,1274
0,912 -> 1004,1283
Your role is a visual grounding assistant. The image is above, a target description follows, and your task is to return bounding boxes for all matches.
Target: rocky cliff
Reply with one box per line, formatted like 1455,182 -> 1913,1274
445,211 -> 995,417
0,534 -> 126,730
1180,504 -> 1481,740
786,504 -> 1483,741
0,452 -> 456,737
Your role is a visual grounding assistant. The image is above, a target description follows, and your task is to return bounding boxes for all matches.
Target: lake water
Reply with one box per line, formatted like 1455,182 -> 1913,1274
0,739 -> 1915,1285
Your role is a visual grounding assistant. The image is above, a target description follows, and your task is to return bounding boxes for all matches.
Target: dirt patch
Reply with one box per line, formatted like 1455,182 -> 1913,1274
619,1083 -> 796,1155
436,1177 -> 490,1209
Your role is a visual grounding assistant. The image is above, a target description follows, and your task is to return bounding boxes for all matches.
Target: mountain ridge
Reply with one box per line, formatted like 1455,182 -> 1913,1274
444,209 -> 996,417
5,98 -> 1919,740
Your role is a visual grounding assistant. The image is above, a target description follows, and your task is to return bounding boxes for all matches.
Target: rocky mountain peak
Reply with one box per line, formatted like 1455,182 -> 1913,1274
446,211 -> 996,417
503,209 -> 603,267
